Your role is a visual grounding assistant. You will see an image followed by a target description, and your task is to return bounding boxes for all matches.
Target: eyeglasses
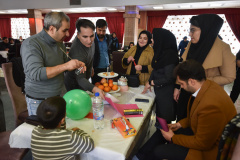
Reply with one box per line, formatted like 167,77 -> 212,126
60,48 -> 83,75
188,28 -> 200,34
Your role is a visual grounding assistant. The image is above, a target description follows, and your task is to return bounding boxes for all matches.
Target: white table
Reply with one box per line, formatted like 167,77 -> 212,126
9,86 -> 155,160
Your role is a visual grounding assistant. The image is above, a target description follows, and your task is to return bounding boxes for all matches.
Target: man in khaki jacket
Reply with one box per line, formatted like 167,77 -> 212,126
134,60 -> 236,160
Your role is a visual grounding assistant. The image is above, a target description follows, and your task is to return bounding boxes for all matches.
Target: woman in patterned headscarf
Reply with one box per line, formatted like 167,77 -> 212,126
174,14 -> 236,121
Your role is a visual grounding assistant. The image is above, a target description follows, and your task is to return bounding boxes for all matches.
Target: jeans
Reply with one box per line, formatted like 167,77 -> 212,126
25,96 -> 44,116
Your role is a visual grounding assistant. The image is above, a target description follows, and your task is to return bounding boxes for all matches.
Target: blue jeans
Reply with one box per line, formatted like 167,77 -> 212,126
25,96 -> 43,116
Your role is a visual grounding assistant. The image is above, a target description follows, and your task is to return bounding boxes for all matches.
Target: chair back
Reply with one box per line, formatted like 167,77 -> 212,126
2,62 -> 28,127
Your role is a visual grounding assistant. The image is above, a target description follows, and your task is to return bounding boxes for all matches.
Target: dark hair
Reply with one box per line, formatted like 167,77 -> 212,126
128,42 -> 134,48
76,19 -> 95,33
44,12 -> 70,31
37,96 -> 66,129
96,19 -> 108,28
2,37 -> 7,40
174,59 -> 206,82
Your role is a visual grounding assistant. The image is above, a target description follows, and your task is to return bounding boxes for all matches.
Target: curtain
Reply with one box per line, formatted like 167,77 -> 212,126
225,14 -> 240,43
67,13 -> 124,42
106,16 -> 124,43
147,15 -> 167,33
64,17 -> 79,42
0,18 -> 11,38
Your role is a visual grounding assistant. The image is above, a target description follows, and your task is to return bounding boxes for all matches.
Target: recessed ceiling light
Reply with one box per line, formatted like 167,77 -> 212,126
8,10 -> 18,13
153,6 -> 163,9
52,10 -> 61,12
107,8 -> 117,11
209,3 -> 223,7
179,5 -> 191,8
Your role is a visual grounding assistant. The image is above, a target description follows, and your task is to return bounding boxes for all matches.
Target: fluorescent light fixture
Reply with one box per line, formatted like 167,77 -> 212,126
107,8 -> 117,11
179,5 -> 191,8
153,6 -> 163,9
8,10 -> 18,13
52,10 -> 61,12
209,3 -> 223,7
0,11 -> 5,13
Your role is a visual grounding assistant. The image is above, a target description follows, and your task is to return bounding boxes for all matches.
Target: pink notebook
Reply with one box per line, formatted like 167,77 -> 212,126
156,117 -> 169,132
105,97 -> 143,118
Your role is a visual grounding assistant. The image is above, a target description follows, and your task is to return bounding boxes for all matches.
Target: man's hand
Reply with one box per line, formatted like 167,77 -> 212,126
173,88 -> 180,102
142,82 -> 151,94
127,56 -> 135,63
160,128 -> 174,142
135,65 -> 142,71
92,86 -> 105,100
65,59 -> 86,73
168,122 -> 182,131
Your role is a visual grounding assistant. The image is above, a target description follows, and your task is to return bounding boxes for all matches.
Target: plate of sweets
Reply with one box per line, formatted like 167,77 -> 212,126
98,71 -> 118,78
95,78 -> 120,93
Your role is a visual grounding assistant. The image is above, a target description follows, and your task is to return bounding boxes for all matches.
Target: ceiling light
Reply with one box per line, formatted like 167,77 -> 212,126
7,10 -> 18,13
0,11 -> 5,13
209,3 -> 223,7
52,10 -> 61,12
153,6 -> 163,9
179,5 -> 191,8
107,8 -> 117,11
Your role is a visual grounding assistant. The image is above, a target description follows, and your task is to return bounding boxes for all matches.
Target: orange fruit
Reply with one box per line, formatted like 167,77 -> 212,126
103,83 -> 108,87
112,85 -> 118,91
100,78 -> 107,84
108,82 -> 113,88
108,79 -> 113,83
98,85 -> 104,90
95,82 -> 101,86
104,86 -> 111,92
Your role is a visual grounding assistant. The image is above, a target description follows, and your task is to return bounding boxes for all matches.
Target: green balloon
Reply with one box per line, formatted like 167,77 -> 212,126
63,89 -> 92,120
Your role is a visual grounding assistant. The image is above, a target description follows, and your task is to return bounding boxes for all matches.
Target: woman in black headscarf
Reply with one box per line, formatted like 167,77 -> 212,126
122,30 -> 154,85
142,28 -> 179,123
174,14 -> 236,121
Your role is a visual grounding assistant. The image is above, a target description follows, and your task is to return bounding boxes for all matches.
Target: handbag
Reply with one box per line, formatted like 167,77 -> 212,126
126,74 -> 140,87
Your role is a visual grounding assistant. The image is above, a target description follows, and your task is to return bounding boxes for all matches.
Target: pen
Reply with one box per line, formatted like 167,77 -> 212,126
133,60 -> 136,66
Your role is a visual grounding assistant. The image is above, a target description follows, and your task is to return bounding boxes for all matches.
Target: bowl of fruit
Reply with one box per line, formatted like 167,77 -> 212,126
95,78 -> 120,93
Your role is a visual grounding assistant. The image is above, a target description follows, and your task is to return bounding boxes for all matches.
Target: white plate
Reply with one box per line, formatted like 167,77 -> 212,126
107,86 -> 120,94
98,72 -> 119,78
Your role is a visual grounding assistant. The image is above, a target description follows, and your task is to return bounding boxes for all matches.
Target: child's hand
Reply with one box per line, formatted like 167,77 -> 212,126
71,127 -> 80,131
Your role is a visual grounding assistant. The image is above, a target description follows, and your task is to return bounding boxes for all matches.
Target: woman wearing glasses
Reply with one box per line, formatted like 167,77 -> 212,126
174,14 -> 236,121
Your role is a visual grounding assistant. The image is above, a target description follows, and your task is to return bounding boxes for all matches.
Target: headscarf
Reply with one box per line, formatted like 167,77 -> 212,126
130,30 -> 152,74
151,28 -> 179,70
187,14 -> 223,64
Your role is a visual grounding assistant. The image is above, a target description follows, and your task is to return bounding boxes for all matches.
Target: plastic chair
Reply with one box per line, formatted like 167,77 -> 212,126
2,62 -> 28,127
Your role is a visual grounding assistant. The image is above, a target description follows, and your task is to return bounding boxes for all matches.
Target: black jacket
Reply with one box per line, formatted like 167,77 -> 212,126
93,33 -> 111,68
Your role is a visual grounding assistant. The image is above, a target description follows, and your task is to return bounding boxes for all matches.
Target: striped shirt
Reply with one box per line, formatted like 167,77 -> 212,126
31,125 -> 94,160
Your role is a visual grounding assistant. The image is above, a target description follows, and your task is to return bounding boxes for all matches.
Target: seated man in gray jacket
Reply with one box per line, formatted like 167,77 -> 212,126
64,19 -> 105,99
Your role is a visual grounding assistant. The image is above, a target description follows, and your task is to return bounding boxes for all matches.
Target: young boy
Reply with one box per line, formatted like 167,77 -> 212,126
31,96 -> 94,160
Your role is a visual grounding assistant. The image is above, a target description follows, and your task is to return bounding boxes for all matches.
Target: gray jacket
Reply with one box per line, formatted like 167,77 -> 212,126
64,36 -> 95,92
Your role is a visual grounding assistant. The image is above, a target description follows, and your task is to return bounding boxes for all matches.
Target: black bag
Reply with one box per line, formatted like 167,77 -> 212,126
126,74 -> 140,87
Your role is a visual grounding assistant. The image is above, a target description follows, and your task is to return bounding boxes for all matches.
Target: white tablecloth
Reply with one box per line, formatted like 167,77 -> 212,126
9,86 -> 155,160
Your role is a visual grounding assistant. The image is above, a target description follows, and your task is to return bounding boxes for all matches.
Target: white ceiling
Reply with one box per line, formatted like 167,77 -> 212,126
0,0 -> 239,14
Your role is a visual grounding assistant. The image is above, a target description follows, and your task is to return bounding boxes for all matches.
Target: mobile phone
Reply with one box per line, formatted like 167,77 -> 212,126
154,121 -> 162,129
135,98 -> 149,103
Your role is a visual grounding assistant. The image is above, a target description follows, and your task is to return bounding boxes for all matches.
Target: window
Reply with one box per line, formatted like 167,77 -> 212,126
69,17 -> 110,42
11,18 -> 30,39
